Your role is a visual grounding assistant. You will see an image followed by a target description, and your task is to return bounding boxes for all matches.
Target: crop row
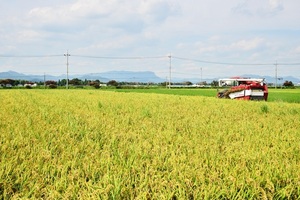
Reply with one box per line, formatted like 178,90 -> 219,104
0,90 -> 299,199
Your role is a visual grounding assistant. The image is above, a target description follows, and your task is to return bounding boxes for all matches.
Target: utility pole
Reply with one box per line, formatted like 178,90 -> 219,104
275,61 -> 278,89
165,77 -> 168,88
201,67 -> 203,83
64,51 -> 70,89
168,53 -> 171,89
44,73 -> 46,89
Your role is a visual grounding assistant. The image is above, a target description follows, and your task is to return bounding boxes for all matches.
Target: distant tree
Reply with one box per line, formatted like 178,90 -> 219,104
83,79 -> 88,85
44,80 -> 57,89
283,80 -> 294,87
48,84 -> 57,89
183,81 -> 193,85
211,80 -> 219,87
25,81 -> 34,85
159,82 -> 168,87
90,80 -> 100,85
45,80 -> 57,86
107,80 -> 118,87
20,80 -> 27,85
0,79 -> 15,85
14,80 -> 20,85
69,78 -> 82,85
89,81 -> 96,86
198,81 -> 207,86
60,79 -> 67,86
89,81 -> 101,88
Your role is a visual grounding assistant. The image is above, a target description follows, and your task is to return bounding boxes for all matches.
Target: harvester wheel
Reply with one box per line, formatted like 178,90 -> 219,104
217,90 -> 228,98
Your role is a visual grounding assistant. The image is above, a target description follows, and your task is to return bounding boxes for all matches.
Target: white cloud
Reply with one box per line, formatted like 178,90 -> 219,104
208,35 -> 221,42
192,37 -> 265,55
70,0 -> 117,17
232,0 -> 284,17
0,0 -> 299,78
295,46 -> 300,54
17,30 -> 44,42
196,45 -> 219,54
28,6 -> 70,25
139,0 -> 178,23
268,0 -> 283,12
78,35 -> 137,53
26,0 -> 176,33
230,38 -> 264,51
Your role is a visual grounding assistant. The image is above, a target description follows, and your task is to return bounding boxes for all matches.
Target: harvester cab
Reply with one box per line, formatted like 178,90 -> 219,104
217,77 -> 268,101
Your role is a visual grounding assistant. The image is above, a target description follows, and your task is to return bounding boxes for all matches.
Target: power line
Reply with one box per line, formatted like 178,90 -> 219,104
277,63 -> 300,65
0,55 -> 62,58
0,53 -> 299,66
172,56 -> 271,65
172,56 -> 300,66
71,55 -> 167,59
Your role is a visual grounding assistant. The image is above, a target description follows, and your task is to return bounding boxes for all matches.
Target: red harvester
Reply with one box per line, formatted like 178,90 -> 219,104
217,77 -> 268,101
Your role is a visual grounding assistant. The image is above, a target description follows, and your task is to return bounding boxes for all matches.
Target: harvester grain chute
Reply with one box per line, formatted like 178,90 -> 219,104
217,77 -> 268,101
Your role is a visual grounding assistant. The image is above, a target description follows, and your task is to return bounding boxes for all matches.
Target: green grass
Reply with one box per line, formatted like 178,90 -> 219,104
268,89 -> 300,103
117,88 -> 215,96
114,88 -> 300,103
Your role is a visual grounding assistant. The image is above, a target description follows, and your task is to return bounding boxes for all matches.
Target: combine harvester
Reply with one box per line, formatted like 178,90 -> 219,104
217,77 -> 268,101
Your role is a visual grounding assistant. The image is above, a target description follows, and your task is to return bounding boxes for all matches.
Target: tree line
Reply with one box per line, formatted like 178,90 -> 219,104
0,78 -> 296,89
0,78 -> 210,87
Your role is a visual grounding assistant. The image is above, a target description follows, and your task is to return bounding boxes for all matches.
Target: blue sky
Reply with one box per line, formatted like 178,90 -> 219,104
0,0 -> 299,80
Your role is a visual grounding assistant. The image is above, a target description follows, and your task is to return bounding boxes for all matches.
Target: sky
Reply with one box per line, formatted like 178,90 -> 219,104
0,0 -> 300,81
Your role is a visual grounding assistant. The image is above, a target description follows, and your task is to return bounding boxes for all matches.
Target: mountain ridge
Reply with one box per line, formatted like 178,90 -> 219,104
0,70 -> 165,83
0,70 -> 299,84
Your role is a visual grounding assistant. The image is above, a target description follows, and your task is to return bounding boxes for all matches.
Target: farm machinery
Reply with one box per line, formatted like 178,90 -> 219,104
217,77 -> 268,101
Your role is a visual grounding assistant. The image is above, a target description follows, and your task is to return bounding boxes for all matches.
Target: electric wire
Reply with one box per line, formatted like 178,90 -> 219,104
0,55 -> 63,58
71,55 -> 167,59
0,53 -> 299,65
172,56 -> 300,66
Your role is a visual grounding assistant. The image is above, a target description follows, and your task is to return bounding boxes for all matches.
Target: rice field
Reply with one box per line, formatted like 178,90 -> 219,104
114,88 -> 300,103
0,90 -> 299,199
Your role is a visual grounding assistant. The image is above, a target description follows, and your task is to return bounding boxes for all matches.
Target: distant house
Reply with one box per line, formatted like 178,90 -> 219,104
24,83 -> 37,88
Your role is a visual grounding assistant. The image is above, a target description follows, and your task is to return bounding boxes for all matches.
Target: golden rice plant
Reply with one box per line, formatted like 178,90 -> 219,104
0,89 -> 299,199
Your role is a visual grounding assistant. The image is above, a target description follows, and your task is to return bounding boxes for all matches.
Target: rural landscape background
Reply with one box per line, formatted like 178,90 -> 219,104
1,0 -> 300,199
1,0 -> 300,80
0,69 -> 300,86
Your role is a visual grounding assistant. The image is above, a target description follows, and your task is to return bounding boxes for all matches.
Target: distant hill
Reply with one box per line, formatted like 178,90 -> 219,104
240,74 -> 300,85
0,71 -> 28,80
0,70 -> 299,84
0,70 -> 165,83
0,71 -> 59,82
92,71 -> 165,83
